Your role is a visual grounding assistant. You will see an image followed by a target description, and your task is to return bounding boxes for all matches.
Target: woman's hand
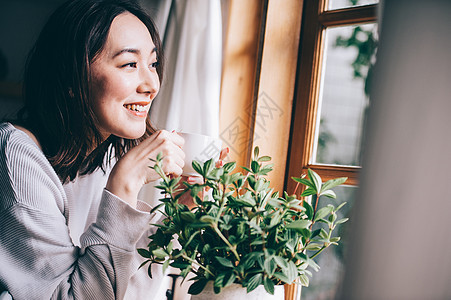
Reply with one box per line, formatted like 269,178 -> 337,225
177,147 -> 229,209
106,130 -> 185,207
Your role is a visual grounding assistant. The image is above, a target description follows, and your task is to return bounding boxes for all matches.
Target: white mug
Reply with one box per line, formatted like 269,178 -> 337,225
179,132 -> 223,176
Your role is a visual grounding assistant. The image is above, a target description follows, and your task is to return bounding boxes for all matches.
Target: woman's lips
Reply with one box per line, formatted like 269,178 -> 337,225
123,101 -> 150,117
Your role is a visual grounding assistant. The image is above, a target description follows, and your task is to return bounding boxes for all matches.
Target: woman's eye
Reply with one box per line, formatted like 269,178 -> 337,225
150,61 -> 159,69
122,62 -> 137,68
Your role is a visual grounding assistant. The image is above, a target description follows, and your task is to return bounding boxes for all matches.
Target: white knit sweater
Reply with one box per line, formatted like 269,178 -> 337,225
0,122 -> 169,299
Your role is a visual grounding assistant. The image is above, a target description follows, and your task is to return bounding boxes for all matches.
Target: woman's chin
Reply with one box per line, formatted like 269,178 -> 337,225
115,127 -> 147,140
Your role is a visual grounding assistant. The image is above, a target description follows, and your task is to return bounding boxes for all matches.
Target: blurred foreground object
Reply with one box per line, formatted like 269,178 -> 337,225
340,0 -> 451,299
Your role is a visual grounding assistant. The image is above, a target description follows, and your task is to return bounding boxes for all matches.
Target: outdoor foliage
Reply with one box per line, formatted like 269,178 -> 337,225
138,147 -> 348,295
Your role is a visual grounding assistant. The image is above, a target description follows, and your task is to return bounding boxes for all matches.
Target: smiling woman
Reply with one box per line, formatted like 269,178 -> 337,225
89,12 -> 160,141
0,0 -> 205,299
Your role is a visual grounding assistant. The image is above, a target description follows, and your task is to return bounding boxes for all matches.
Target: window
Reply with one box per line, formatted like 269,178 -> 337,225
286,0 -> 378,299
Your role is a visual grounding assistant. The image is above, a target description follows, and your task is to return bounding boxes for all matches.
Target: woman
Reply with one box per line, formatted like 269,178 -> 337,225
0,0 -> 221,298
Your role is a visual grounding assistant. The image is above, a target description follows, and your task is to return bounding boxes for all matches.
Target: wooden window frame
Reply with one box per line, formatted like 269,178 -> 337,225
286,1 -> 378,195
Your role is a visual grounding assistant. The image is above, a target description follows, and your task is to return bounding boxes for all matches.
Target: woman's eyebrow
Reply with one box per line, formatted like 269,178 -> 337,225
112,48 -> 140,58
112,47 -> 157,58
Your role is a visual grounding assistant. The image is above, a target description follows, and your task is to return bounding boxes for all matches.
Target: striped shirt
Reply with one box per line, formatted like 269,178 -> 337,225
0,122 -> 169,299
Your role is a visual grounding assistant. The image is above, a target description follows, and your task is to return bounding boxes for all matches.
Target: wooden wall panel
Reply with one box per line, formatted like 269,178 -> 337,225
219,0 -> 265,169
251,0 -> 304,194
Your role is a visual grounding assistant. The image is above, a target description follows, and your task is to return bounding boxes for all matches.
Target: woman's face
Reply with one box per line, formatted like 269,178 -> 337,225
90,12 -> 160,140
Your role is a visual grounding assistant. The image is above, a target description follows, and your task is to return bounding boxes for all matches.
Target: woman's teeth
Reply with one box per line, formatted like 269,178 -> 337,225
124,104 -> 146,112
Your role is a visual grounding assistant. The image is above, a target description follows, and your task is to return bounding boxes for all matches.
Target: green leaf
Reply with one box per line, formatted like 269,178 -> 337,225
258,156 -> 272,162
180,211 -> 197,223
264,257 -> 277,277
254,178 -> 264,192
137,248 -> 152,258
273,272 -> 289,283
319,228 -> 328,239
329,213 -> 337,223
247,273 -> 263,293
188,279 -> 209,295
250,239 -> 265,246
311,228 -> 321,239
150,203 -> 164,215
330,237 -> 341,243
299,273 -> 310,287
263,276 -> 275,295
203,158 -> 214,176
163,260 -> 170,274
223,272 -> 237,288
192,160 -> 203,175
320,190 -> 336,198
320,177 -> 347,193
305,243 -> 323,251
299,229 -> 311,239
286,260 -> 298,283
274,256 -> 288,270
223,162 -> 236,173
291,177 -> 314,189
301,188 -> 317,197
241,252 -> 262,270
152,248 -> 168,259
268,198 -> 283,208
307,169 -> 322,193
254,146 -> 260,159
214,273 -> 226,288
303,201 -> 314,220
335,202 -> 347,212
247,176 -> 256,190
147,264 -> 153,279
156,152 -> 163,161
138,259 -> 150,270
314,206 -> 333,222
307,258 -> 320,272
215,256 -> 234,268
251,161 -> 260,173
286,219 -> 312,232
336,217 -> 349,225
167,241 -> 173,253
269,211 -> 283,228
241,166 -> 252,173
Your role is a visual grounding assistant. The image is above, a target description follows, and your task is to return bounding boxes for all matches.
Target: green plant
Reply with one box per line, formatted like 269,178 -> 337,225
138,147 -> 348,295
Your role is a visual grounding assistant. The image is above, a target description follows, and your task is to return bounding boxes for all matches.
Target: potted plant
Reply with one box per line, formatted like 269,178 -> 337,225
138,147 -> 348,299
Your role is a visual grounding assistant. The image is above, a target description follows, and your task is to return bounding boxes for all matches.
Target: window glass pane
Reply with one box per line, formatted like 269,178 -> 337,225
301,186 -> 356,300
328,0 -> 378,11
314,23 -> 377,166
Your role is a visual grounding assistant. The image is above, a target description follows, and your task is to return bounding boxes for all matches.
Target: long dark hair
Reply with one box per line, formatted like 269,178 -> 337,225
18,0 -> 164,183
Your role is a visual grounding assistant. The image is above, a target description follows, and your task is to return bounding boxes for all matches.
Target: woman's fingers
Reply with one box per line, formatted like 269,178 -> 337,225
161,156 -> 184,177
186,176 -> 203,185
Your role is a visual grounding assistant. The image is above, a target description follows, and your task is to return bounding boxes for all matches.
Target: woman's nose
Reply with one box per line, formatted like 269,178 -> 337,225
137,67 -> 159,96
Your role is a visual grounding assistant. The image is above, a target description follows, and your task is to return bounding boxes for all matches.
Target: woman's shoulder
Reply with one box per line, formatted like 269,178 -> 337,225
0,122 -> 66,213
0,122 -> 42,151
0,122 -> 53,182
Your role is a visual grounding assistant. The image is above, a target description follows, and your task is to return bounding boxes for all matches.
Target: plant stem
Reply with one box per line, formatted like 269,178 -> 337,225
293,181 -> 300,195
310,245 -> 328,259
181,253 -> 215,277
212,224 -> 240,261
215,183 -> 227,224
309,194 -> 320,230
237,173 -> 250,195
